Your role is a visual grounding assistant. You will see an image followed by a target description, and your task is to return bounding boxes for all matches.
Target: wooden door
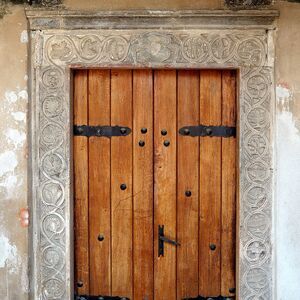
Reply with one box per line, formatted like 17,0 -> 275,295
73,69 -> 237,300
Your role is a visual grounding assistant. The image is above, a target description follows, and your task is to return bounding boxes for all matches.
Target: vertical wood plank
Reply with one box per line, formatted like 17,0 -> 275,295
177,70 -> 199,299
199,70 -> 222,296
88,70 -> 111,295
73,70 -> 89,294
111,69 -> 133,298
133,70 -> 154,300
221,70 -> 237,297
154,70 -> 177,300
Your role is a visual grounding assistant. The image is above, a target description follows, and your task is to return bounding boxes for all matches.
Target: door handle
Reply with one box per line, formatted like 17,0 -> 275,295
158,225 -> 180,257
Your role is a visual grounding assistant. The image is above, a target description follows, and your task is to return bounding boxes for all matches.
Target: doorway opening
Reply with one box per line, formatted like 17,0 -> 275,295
73,69 -> 237,300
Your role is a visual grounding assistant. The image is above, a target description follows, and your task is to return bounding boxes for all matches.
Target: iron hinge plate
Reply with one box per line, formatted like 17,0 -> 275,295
75,295 -> 129,300
183,296 -> 234,300
179,125 -> 236,137
74,125 -> 131,137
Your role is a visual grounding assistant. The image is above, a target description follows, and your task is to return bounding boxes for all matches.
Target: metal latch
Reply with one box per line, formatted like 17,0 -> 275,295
158,225 -> 180,257
74,125 -> 131,137
183,296 -> 234,300
179,125 -> 236,138
75,295 -> 129,300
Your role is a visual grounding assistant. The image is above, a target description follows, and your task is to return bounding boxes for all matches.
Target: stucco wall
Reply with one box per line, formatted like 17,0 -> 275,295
275,2 -> 300,299
0,1 -> 299,299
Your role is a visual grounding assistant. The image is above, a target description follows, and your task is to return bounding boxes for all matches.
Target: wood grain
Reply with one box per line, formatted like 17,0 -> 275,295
199,70 -> 222,297
221,70 -> 237,297
133,69 -> 154,300
73,68 -> 237,299
73,70 -> 89,294
177,70 -> 199,299
111,69 -> 133,298
88,69 -> 111,295
154,70 -> 177,300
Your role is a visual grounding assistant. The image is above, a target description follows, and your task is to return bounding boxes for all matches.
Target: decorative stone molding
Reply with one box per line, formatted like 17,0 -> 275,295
26,9 -> 278,300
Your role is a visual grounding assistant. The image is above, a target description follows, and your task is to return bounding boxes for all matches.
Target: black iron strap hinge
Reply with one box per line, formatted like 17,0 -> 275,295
74,125 -> 131,137
183,296 -> 233,300
75,295 -> 129,300
179,125 -> 236,138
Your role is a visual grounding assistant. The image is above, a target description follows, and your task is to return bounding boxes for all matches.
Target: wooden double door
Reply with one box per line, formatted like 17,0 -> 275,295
73,69 -> 237,300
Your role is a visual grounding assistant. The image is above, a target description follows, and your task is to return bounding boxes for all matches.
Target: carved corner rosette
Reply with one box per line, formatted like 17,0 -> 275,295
30,19 -> 275,300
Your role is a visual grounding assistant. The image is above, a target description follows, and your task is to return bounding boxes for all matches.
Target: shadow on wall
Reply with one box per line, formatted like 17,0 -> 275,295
225,0 -> 273,8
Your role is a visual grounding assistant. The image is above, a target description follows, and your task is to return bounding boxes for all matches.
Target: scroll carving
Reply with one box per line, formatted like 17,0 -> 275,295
43,32 -> 267,67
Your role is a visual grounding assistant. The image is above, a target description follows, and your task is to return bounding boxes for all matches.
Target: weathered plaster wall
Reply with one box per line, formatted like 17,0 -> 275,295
0,4 -> 29,299
275,2 -> 300,299
0,0 -> 299,299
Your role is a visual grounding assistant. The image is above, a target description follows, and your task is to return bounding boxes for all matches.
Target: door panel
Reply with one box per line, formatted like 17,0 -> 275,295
133,69 -> 154,300
74,70 -> 89,294
199,70 -> 222,296
73,69 -> 237,300
111,69 -> 133,298
154,70 -> 177,300
221,70 -> 237,296
177,70 -> 199,299
88,69 -> 111,295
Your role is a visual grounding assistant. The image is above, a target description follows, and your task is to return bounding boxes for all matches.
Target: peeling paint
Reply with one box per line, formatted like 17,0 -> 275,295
5,128 -> 26,148
277,111 -> 300,299
20,30 -> 28,43
0,234 -> 17,269
276,83 -> 293,112
0,151 -> 18,177
4,91 -> 18,103
11,111 -> 26,122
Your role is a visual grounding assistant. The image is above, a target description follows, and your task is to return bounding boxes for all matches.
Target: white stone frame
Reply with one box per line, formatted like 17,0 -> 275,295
26,9 -> 279,300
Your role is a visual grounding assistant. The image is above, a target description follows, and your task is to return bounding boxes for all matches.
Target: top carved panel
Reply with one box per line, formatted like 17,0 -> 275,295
41,31 -> 269,68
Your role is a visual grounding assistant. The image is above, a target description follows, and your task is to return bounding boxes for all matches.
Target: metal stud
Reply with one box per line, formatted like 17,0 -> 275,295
120,183 -> 127,190
96,128 -> 102,136
77,281 -> 83,288
141,127 -> 147,134
185,190 -> 192,197
161,129 -> 167,136
209,243 -> 216,251
163,140 -> 170,147
229,287 -> 236,294
120,127 -> 127,135
97,234 -> 104,241
206,127 -> 213,136
139,140 -> 145,147
183,128 -> 190,135
77,127 -> 84,134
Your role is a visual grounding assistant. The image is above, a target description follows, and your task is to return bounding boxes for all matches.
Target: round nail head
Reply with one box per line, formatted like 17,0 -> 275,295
185,190 -> 192,197
120,127 -> 127,135
98,234 -> 104,242
161,129 -> 167,136
77,281 -> 83,288
209,244 -> 216,251
184,128 -> 190,135
141,127 -> 147,134
139,140 -> 145,147
206,127 -> 213,136
164,140 -> 170,147
120,183 -> 127,190
229,287 -> 236,294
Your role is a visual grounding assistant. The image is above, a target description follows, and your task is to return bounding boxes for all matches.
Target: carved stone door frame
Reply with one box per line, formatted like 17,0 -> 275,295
26,9 -> 279,300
